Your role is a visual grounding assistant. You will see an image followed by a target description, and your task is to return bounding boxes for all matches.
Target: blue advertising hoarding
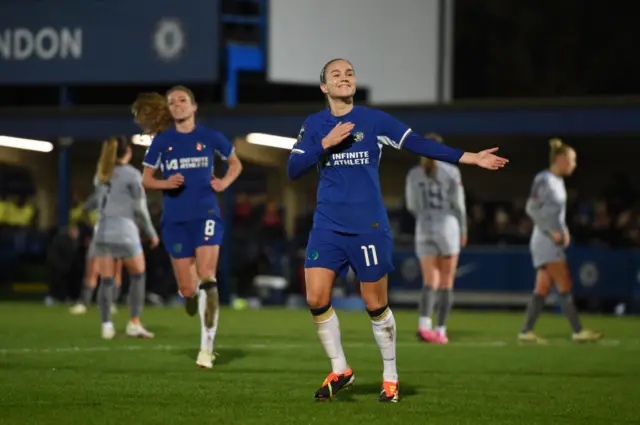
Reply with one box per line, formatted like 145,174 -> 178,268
389,246 -> 640,303
0,0 -> 219,84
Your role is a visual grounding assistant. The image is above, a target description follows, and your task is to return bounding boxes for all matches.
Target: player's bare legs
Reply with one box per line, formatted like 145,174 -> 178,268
306,267 -> 353,401
171,256 -> 216,368
171,257 -> 198,299
417,255 -> 439,338
114,258 -> 123,305
360,275 -> 399,403
547,261 -> 602,342
193,245 -> 221,368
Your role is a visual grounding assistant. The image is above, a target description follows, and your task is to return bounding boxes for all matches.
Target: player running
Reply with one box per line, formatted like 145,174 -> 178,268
92,135 -> 159,340
519,138 -> 602,344
132,86 -> 243,368
287,58 -> 508,403
405,134 -> 467,344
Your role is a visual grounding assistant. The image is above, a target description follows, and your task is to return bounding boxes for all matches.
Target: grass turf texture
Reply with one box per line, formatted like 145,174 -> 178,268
0,303 -> 639,424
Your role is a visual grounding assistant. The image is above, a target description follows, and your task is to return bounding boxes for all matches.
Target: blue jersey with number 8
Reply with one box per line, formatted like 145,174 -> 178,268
142,125 -> 233,258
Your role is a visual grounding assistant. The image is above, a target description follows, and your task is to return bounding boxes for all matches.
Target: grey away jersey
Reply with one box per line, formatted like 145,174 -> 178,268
526,170 -> 568,267
405,162 -> 467,242
526,170 -> 568,236
92,164 -> 157,245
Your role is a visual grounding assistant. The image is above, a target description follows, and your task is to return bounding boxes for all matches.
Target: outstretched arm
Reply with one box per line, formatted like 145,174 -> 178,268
377,110 -> 508,170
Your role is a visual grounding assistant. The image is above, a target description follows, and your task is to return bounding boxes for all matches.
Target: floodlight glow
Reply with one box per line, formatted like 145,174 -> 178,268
246,133 -> 296,150
132,134 -> 154,146
0,136 -> 54,152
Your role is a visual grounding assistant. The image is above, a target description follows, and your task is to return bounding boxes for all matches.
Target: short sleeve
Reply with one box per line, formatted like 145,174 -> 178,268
212,130 -> 234,161
142,134 -> 164,169
376,110 -> 412,150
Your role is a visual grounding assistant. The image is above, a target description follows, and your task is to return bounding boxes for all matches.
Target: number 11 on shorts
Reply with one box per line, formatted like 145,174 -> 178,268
205,220 -> 216,236
361,244 -> 378,267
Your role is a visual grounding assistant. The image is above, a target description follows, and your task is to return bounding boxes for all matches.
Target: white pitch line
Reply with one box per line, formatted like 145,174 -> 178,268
1,339 -> 636,356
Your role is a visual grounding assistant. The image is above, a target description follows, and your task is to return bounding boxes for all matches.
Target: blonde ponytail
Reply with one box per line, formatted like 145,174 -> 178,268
97,138 -> 118,183
549,137 -> 571,165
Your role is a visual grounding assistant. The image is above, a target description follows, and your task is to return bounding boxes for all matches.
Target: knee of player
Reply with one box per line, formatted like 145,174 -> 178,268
360,290 -> 387,311
179,285 -> 197,298
306,293 -> 330,309
438,274 -> 455,289
533,286 -> 551,296
363,299 -> 387,312
196,267 -> 216,281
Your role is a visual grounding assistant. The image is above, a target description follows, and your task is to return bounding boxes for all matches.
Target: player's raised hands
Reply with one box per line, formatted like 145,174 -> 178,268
166,173 -> 184,189
321,122 -> 356,149
461,147 -> 509,170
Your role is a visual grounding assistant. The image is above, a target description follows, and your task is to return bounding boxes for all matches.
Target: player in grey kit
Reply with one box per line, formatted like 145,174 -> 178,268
69,191 -> 123,316
93,135 -> 160,340
405,134 -> 467,344
519,138 -> 602,344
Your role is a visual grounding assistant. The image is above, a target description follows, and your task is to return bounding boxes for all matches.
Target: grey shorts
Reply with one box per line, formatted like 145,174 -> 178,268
530,232 -> 565,268
91,242 -> 142,259
415,234 -> 461,258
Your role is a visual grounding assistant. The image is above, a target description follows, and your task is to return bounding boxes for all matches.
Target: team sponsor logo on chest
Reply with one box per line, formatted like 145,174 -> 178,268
329,151 -> 370,166
163,144 -> 210,171
326,131 -> 371,166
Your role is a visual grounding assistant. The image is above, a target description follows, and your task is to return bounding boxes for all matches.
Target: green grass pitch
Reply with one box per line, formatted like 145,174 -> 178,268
0,303 -> 639,424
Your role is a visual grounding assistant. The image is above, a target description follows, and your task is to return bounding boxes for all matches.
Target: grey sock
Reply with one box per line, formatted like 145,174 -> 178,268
436,288 -> 454,327
559,292 -> 583,333
418,285 -> 436,319
98,277 -> 115,323
128,273 -> 146,319
522,294 -> 546,333
80,281 -> 95,306
112,283 -> 121,304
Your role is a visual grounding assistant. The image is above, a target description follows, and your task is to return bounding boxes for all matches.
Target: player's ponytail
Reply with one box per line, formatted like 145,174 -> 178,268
549,137 -> 571,165
97,137 -> 119,184
131,92 -> 173,135
421,133 -> 444,178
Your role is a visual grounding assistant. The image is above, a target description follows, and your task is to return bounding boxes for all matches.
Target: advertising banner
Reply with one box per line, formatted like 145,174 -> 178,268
0,0 -> 219,84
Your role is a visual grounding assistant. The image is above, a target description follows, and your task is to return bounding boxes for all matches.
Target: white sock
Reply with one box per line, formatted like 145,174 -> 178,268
198,290 -> 218,352
436,325 -> 446,336
371,307 -> 398,383
313,307 -> 349,374
419,316 -> 432,331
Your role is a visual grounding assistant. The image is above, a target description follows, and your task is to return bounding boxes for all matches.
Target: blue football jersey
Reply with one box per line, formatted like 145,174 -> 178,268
287,106 -> 414,234
142,125 -> 234,224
